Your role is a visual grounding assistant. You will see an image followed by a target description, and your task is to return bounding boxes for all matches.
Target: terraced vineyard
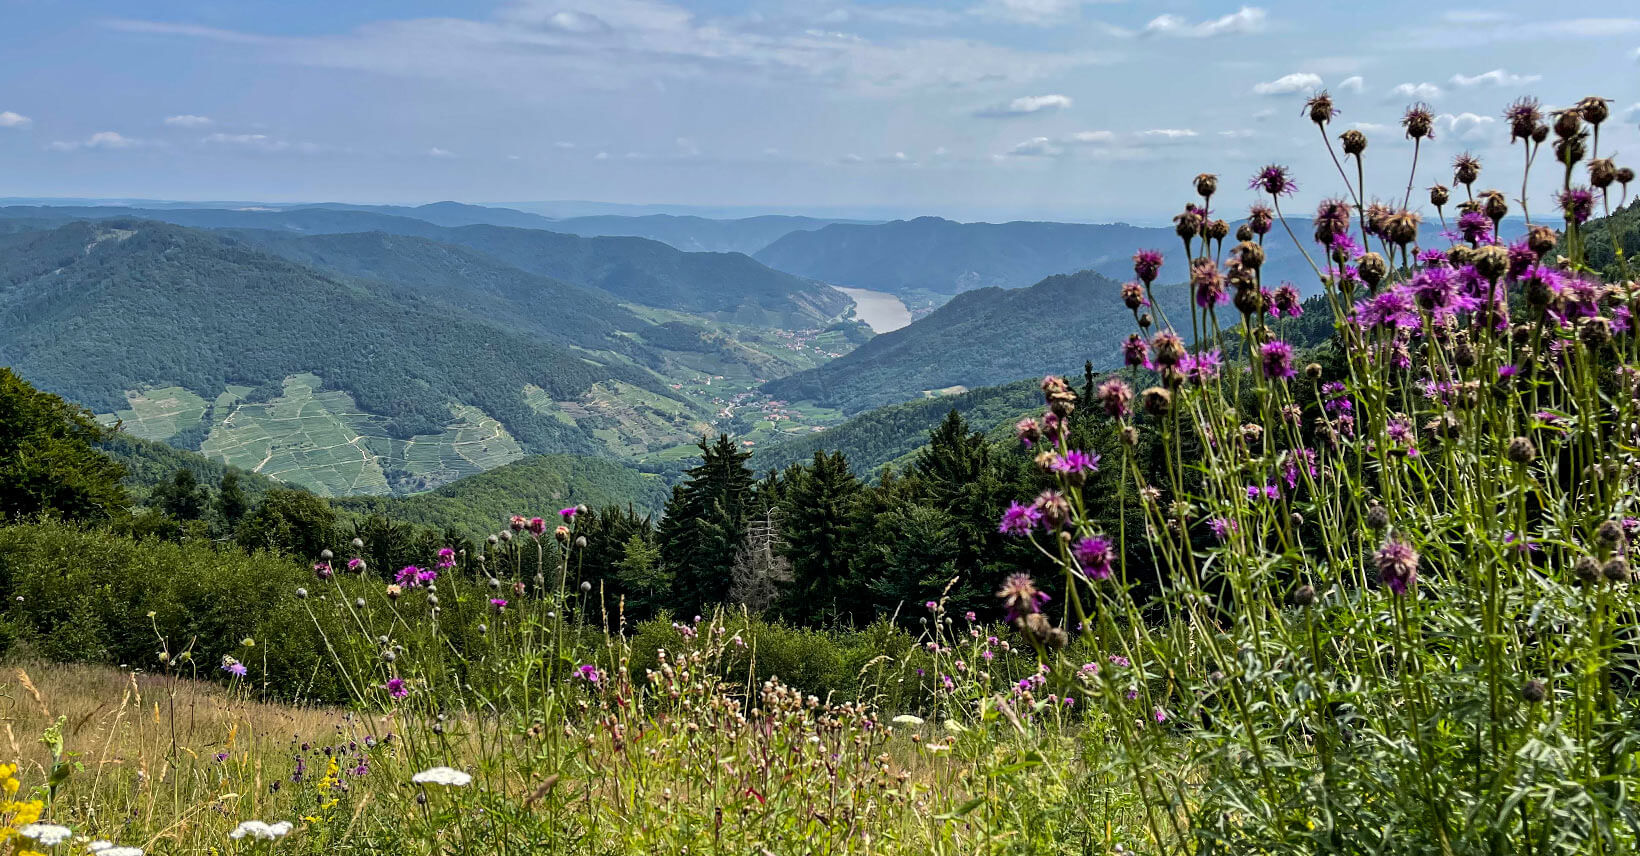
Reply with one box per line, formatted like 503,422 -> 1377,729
101,374 -> 525,497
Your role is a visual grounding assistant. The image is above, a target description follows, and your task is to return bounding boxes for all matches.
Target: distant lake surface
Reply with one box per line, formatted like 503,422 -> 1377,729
834,286 -> 911,333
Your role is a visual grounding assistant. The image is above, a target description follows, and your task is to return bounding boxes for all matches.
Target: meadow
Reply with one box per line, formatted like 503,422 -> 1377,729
3,87 -> 1639,855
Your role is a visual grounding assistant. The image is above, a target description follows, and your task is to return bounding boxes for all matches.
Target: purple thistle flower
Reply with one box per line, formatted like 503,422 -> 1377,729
1250,164 -> 1298,197
1375,537 -> 1420,595
1457,210 -> 1493,244
1133,249 -> 1164,285
1558,187 -> 1595,225
1073,536 -> 1116,581
313,562 -> 333,580
490,598 -> 508,612
559,507 -> 578,519
1098,378 -> 1134,418
997,573 -> 1050,622
1260,340 -> 1297,380
346,557 -> 365,572
386,677 -> 408,699
1121,334 -> 1151,369
435,547 -> 456,570
1051,450 -> 1101,475
998,501 -> 1042,536
1180,349 -> 1222,384
1271,284 -> 1302,317
1192,257 -> 1227,308
1207,517 -> 1237,542
576,664 -> 602,684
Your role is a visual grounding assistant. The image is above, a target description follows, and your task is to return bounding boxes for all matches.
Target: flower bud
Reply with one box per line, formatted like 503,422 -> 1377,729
1589,158 -> 1617,189
1554,108 -> 1583,139
1429,184 -> 1450,207
1575,556 -> 1600,585
1291,584 -> 1316,607
1576,96 -> 1609,127
1505,437 -> 1536,464
1235,240 -> 1264,271
351,538 -> 364,549
1596,519 -> 1625,549
1141,387 -> 1172,417
1235,224 -> 1254,242
1602,557 -> 1629,583
1474,245 -> 1510,282
1526,225 -> 1557,257
1522,680 -> 1546,703
1365,504 -> 1389,530
1358,252 -> 1387,287
1194,173 -> 1218,198
1339,129 -> 1366,156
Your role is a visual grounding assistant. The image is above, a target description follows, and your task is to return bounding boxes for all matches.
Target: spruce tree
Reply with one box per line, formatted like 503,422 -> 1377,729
658,434 -> 754,615
217,470 -> 249,526
776,451 -> 863,624
0,368 -> 127,522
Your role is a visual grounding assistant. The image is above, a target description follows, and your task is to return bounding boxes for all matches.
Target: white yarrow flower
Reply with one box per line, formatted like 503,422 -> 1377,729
19,823 -> 72,846
90,844 -> 144,856
891,714 -> 925,726
412,766 -> 473,786
229,820 -> 293,840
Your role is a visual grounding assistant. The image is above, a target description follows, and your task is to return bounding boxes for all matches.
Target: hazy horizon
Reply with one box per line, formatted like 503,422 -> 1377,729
1,1 -> 1636,222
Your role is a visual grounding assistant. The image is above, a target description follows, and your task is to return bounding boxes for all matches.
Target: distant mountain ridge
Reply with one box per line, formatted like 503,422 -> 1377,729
546,214 -> 870,254
763,268 -> 1185,413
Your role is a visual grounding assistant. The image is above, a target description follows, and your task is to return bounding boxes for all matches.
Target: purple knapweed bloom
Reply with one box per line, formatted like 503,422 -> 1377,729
1052,450 -> 1100,476
527,517 -> 547,536
998,501 -> 1043,536
1207,517 -> 1237,542
559,507 -> 578,519
1099,378 -> 1134,418
1558,187 -> 1595,225
1271,284 -> 1302,318
346,557 -> 365,572
1457,210 -> 1493,244
314,562 -> 333,580
490,598 -> 508,612
1073,536 -> 1116,581
997,573 -> 1050,622
1133,249 -> 1164,285
1375,537 -> 1420,595
1250,164 -> 1298,197
386,677 -> 408,699
1121,334 -> 1151,369
1260,340 -> 1297,380
576,664 -> 602,684
435,547 -> 456,570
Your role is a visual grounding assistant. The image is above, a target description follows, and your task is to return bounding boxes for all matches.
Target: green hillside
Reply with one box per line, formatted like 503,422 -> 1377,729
763,269 -> 1181,413
750,378 -> 1042,477
333,453 -> 669,537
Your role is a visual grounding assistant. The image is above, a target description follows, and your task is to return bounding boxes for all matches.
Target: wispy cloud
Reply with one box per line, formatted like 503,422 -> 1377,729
0,111 -> 31,129
1143,128 -> 1198,139
427,146 -> 455,157
1002,127 -> 1196,158
201,132 -> 322,154
1143,6 -> 1266,38
974,93 -> 1072,118
164,114 -> 213,127
1337,76 -> 1364,94
1437,112 -> 1496,142
1389,82 -> 1441,101
1253,72 -> 1321,96
1449,69 -> 1541,88
47,131 -> 146,151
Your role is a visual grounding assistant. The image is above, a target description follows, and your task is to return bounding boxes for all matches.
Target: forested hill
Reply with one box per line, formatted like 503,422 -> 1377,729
763,269 -> 1178,413
754,216 -> 1178,296
750,378 -> 1042,477
0,219 -> 670,450
0,205 -> 850,327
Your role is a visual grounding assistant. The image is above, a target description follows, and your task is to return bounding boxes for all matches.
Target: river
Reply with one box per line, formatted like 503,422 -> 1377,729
833,286 -> 912,333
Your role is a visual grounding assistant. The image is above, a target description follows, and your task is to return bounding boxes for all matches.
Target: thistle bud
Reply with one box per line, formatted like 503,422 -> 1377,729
1554,135 -> 1586,167
1596,519 -> 1626,549
1235,241 -> 1265,271
1576,96 -> 1609,127
1141,386 -> 1173,417
1531,124 -> 1549,144
320,549 -> 334,560
1194,173 -> 1218,198
351,538 -> 365,549
1138,312 -> 1153,330
1589,158 -> 1617,189
1365,504 -> 1389,530
1205,219 -> 1229,242
1505,436 -> 1536,464
1453,154 -> 1480,187
1526,225 -> 1557,257
1574,556 -> 1600,585
1554,108 -> 1583,139
1522,680 -> 1547,703
1304,363 -> 1323,380
1579,316 -> 1611,350
1291,584 -> 1316,607
1358,252 -> 1387,287
575,535 -> 589,549
1339,129 -> 1366,156
1618,166 -> 1635,187
1474,245 -> 1510,282
1481,190 -> 1508,223
1385,210 -> 1420,247
1121,426 -> 1138,447
580,581 -> 593,593
1235,223 -> 1254,242
1429,184 -> 1450,207
1306,91 -> 1336,126
1602,557 -> 1629,583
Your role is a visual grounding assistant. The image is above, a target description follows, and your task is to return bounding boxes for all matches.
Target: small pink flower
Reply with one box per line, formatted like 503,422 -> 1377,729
386,678 -> 407,699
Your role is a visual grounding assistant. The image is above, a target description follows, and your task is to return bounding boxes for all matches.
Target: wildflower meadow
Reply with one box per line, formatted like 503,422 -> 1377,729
1,88 -> 1638,855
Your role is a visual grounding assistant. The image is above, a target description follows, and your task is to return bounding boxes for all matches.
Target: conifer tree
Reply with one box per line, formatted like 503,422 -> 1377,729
658,434 -> 755,614
0,368 -> 127,522
776,451 -> 863,623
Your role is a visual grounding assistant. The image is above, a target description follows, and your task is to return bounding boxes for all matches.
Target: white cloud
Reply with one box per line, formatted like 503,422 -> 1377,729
1143,6 -> 1266,38
1252,72 -> 1321,96
1143,128 -> 1198,139
1441,10 -> 1513,24
593,151 -> 610,160
200,132 -> 321,153
1438,112 -> 1497,142
48,131 -> 144,151
1448,69 -> 1541,89
1337,75 -> 1364,94
1620,103 -> 1640,123
427,146 -> 455,157
1389,82 -> 1441,100
1219,129 -> 1254,139
554,141 -> 576,149
838,152 -> 866,163
975,93 -> 1072,118
974,0 -> 1089,25
106,5 -> 1111,96
164,114 -> 213,127
675,136 -> 700,156
1351,121 -> 1389,133
0,111 -> 31,129
1003,136 -> 1062,157
1066,130 -> 1115,144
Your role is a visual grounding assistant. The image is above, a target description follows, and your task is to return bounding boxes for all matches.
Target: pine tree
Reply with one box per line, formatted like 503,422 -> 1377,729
217,470 -> 249,526
776,451 -> 863,624
658,434 -> 755,615
152,468 -> 208,520
0,368 -> 127,522
729,506 -> 791,613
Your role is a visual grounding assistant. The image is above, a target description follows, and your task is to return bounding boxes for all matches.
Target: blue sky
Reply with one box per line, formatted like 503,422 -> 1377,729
0,0 -> 1637,221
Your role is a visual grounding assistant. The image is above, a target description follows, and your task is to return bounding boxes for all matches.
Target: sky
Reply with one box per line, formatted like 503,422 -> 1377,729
0,0 -> 1637,222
